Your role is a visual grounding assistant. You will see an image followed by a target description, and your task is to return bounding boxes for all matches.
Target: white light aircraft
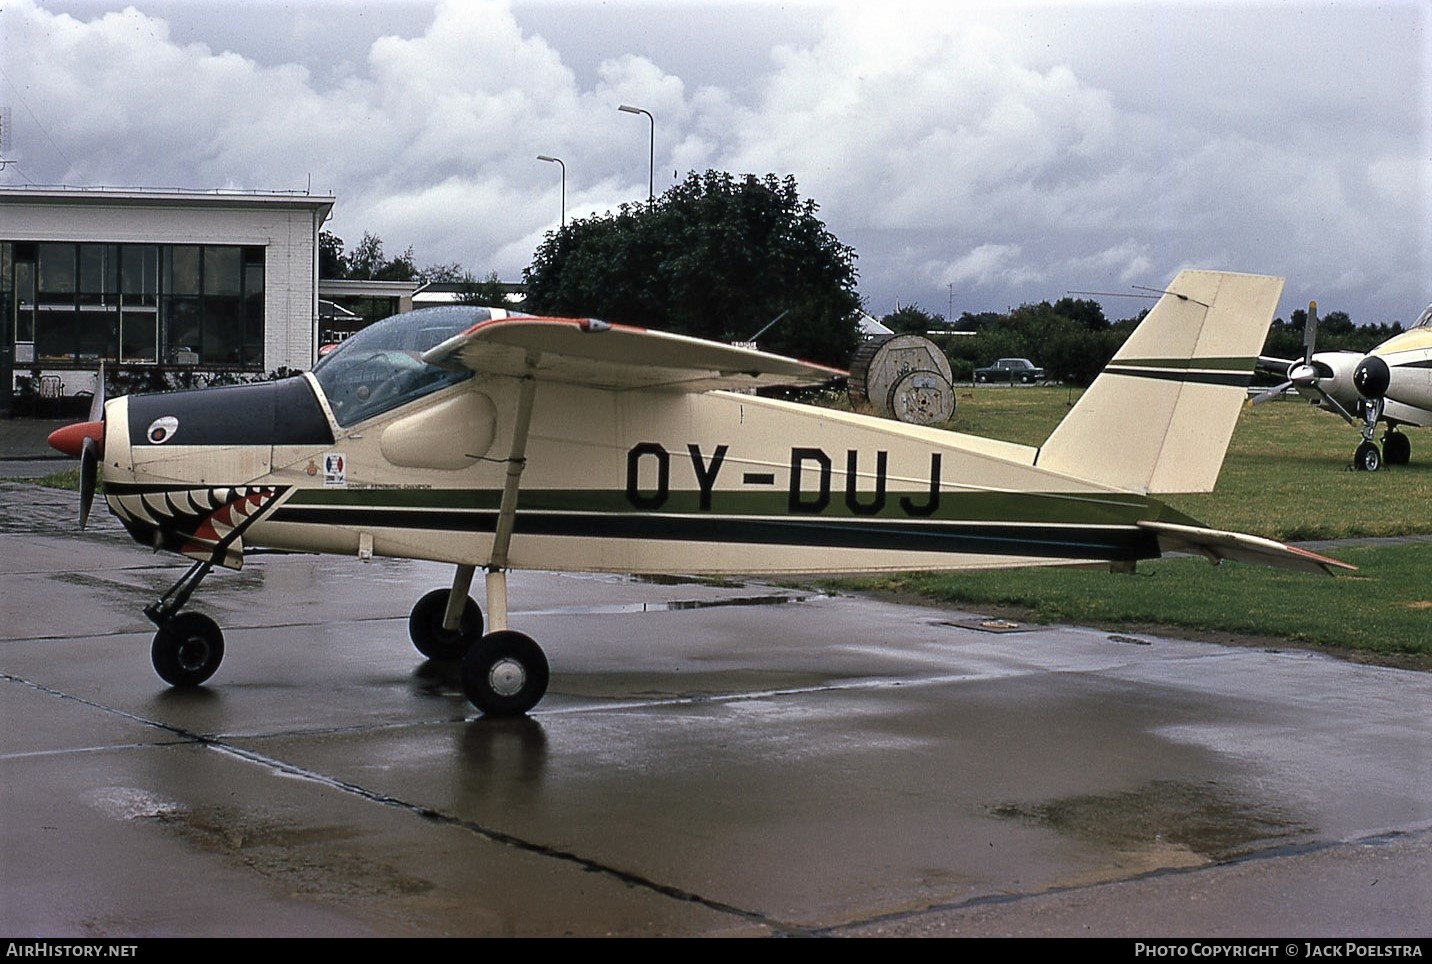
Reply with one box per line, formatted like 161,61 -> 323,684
1256,301 -> 1432,471
48,270 -> 1351,716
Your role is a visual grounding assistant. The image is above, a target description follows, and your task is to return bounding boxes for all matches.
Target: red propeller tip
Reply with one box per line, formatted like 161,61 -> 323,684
47,421 -> 104,458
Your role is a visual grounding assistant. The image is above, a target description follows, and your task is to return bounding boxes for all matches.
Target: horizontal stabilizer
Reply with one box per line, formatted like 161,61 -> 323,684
423,316 -> 845,392
1139,521 -> 1355,575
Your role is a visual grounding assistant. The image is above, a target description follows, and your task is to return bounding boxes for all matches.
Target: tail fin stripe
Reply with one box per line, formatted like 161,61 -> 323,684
1103,366 -> 1254,388
1111,356 -> 1256,371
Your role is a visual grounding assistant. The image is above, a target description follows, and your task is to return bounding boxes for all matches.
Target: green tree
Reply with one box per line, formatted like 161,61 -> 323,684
456,271 -> 512,307
882,305 -> 942,335
347,232 -> 419,282
420,261 -> 469,283
940,299 -> 1129,386
319,230 -> 348,279
1262,307 -> 1400,361
523,170 -> 862,366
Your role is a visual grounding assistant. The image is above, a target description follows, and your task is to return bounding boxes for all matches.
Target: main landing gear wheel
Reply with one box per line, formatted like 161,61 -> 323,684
151,612 -> 225,687
409,589 -> 484,661
461,631 -> 549,717
1353,440 -> 1382,472
1383,432 -> 1411,466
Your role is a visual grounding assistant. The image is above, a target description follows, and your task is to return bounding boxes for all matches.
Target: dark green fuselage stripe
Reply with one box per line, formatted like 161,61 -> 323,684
281,487 -> 1178,525
267,506 -> 1161,561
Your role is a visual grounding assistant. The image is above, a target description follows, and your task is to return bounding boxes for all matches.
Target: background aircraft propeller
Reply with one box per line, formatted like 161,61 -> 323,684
1251,301 -> 1323,404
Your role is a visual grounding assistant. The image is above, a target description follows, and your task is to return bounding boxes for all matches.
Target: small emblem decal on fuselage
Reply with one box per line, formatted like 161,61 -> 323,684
323,453 -> 347,487
146,416 -> 179,445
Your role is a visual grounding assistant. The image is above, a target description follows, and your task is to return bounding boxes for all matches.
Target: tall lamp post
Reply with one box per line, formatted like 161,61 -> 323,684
618,104 -> 654,204
536,154 -> 566,227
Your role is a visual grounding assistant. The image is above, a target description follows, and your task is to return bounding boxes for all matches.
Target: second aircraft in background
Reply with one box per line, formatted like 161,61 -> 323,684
1256,302 -> 1432,471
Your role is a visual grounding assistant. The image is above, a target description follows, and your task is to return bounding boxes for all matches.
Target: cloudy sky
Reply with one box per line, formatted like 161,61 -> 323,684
2,0 -> 1427,325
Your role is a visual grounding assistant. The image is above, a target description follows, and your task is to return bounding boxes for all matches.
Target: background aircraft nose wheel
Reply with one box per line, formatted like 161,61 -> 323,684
1353,440 -> 1382,472
461,630 -> 549,716
151,612 -> 225,687
1382,431 -> 1411,466
408,588 -> 484,660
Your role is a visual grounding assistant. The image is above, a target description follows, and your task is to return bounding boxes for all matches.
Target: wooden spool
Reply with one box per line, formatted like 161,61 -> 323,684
847,334 -> 955,425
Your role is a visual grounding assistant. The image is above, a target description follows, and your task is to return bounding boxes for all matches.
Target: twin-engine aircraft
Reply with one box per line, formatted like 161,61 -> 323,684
48,270 -> 1351,716
1256,301 -> 1432,471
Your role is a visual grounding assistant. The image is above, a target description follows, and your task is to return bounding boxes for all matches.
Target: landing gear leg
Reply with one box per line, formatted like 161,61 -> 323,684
144,560 -> 225,687
1353,398 -> 1385,472
460,567 -> 549,716
455,366 -> 550,717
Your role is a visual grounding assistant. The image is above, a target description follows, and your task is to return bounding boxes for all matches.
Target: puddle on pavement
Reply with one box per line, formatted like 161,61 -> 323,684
145,804 -> 435,899
521,592 -> 822,617
989,779 -> 1315,866
625,573 -> 747,589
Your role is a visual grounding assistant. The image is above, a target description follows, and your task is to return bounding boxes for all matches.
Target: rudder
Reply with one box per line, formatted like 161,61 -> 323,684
1036,270 -> 1284,493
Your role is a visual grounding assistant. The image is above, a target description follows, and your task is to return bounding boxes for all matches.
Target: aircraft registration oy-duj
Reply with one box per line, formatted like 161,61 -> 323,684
47,269 -> 1353,717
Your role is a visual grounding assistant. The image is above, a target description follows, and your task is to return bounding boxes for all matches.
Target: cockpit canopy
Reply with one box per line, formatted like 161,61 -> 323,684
313,305 -> 497,427
1412,304 -> 1432,331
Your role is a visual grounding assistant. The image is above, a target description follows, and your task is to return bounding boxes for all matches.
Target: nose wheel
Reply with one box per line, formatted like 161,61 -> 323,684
1353,440 -> 1382,472
151,611 -> 225,687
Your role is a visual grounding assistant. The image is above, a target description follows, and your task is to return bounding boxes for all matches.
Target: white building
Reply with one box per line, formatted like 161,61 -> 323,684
1,186 -> 334,411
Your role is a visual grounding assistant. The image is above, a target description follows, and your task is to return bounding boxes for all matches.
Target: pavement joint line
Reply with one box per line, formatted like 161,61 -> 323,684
0,669 -> 807,934
202,739 -> 807,935
808,824 -> 1432,937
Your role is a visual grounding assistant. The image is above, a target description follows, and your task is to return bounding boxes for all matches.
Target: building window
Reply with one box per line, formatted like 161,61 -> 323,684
5,241 -> 266,370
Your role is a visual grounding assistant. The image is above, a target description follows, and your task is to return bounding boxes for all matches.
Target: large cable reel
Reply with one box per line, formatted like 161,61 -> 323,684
847,334 -> 955,426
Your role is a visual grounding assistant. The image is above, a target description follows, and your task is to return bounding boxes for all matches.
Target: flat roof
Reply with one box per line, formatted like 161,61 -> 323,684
0,185 -> 334,219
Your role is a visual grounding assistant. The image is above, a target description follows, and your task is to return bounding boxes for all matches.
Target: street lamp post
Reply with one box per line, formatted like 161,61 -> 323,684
536,154 -> 566,227
618,104 -> 654,204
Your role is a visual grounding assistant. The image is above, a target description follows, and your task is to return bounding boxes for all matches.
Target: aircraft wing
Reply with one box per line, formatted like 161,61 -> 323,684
421,316 -> 846,392
1138,521 -> 1356,575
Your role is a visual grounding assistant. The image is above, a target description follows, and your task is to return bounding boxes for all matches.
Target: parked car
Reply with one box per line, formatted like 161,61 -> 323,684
974,358 -> 1045,383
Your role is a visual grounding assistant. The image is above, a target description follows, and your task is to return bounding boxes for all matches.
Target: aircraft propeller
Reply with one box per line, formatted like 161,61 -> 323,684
45,367 -> 105,528
1251,301 -> 1323,404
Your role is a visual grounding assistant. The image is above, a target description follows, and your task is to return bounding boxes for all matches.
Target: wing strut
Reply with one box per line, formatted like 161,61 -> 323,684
482,365 -> 540,633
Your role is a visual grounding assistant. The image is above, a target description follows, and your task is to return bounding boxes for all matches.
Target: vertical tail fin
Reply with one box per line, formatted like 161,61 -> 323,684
1036,270 -> 1284,493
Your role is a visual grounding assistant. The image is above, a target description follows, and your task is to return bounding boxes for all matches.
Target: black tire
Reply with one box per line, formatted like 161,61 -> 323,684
461,630 -> 549,717
409,588 -> 483,661
975,373 -> 987,384
1353,441 -> 1382,472
1383,432 -> 1411,466
152,612 -> 224,687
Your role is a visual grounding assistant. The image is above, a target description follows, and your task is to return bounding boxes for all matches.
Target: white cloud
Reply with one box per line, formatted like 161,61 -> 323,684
1,0 -> 1425,324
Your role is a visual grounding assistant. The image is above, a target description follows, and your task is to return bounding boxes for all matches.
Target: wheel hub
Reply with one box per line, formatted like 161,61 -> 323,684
488,658 -> 527,696
176,638 -> 210,672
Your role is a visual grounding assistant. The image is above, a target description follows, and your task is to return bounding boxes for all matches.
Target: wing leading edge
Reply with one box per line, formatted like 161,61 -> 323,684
422,316 -> 846,392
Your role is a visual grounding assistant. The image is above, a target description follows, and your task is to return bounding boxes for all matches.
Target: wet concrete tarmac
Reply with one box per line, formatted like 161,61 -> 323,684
2,482 -> 1429,937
